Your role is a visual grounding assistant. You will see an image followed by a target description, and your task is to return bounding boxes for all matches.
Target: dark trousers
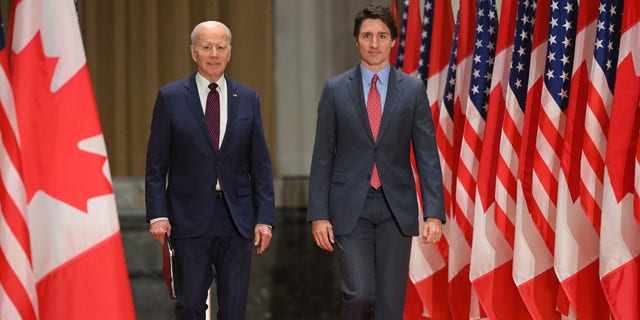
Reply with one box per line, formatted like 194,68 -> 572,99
172,194 -> 252,320
335,188 -> 412,320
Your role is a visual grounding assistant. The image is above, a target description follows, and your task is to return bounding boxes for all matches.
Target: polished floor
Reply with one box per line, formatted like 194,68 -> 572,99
121,208 -> 341,320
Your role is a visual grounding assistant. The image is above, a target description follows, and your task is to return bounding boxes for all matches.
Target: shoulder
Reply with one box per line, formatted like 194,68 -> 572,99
391,68 -> 423,88
226,78 -> 258,96
326,66 -> 359,84
159,74 -> 194,94
320,66 -> 360,95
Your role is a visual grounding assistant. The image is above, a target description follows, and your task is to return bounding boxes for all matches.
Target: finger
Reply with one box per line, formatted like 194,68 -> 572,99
257,236 -> 271,254
153,233 -> 164,245
254,229 -> 261,246
320,232 -> 333,252
313,232 -> 331,252
258,230 -> 272,254
312,233 -> 325,250
422,226 -> 437,243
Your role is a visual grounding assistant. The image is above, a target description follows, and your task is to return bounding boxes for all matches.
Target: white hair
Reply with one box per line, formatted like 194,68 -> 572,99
190,21 -> 232,45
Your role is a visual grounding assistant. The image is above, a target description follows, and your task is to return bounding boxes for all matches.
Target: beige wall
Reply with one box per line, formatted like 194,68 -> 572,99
1,0 -> 426,178
77,0 -> 274,176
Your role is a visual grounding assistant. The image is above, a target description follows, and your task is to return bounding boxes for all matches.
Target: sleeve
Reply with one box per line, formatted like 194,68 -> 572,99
307,79 -> 337,222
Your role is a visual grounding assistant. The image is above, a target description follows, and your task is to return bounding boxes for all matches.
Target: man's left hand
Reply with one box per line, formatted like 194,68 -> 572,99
254,224 -> 273,254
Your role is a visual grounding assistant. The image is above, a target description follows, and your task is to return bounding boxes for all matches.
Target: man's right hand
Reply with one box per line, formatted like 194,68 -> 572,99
311,219 -> 335,252
149,220 -> 171,245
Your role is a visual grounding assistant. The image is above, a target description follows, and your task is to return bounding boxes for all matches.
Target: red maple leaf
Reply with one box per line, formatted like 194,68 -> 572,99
12,32 -> 112,213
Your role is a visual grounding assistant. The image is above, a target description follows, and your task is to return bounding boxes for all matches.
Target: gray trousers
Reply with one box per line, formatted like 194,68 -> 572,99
335,188 -> 412,320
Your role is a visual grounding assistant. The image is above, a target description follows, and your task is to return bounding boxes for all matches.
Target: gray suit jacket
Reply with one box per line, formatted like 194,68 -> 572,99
307,65 -> 445,236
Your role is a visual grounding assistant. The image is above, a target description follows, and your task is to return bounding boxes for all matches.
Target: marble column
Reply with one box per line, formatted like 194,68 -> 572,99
274,0 -> 380,178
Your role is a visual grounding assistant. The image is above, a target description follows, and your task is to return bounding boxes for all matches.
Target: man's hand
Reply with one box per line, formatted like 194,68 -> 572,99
312,219 -> 335,252
254,224 -> 273,254
421,217 -> 443,244
149,220 -> 171,245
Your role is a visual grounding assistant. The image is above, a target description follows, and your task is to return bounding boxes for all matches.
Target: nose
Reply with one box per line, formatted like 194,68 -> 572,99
371,37 -> 379,48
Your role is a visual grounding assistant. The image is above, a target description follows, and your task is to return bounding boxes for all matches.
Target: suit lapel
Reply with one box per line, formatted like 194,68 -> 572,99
220,79 -> 239,152
184,74 -> 218,155
378,68 -> 402,140
346,67 -> 375,142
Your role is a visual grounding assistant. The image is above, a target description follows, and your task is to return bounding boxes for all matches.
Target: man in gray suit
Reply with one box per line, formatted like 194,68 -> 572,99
307,4 -> 446,319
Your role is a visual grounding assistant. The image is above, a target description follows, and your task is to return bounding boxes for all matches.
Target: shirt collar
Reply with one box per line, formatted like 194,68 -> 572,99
360,63 -> 391,87
195,72 -> 226,93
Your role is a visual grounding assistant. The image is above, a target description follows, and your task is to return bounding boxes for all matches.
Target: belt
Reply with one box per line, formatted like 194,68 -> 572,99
215,190 -> 224,199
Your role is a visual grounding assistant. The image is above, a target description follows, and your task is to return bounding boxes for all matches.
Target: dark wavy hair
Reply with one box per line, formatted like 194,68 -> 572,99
353,4 -> 398,40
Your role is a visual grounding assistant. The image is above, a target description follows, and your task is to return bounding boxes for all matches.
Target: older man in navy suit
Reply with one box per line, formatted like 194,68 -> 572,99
308,5 -> 446,319
145,21 -> 275,320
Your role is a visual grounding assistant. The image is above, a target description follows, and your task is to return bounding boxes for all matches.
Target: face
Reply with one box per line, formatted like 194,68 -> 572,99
355,18 -> 396,72
191,24 -> 231,83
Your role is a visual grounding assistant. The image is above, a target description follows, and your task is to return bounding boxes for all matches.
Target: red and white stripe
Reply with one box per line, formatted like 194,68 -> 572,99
446,0 -> 487,318
0,4 -> 39,319
512,0 -> 563,317
553,0 -> 599,317
600,1 -> 640,318
555,0 -> 615,317
395,1 -> 436,318
406,0 -> 455,318
470,0 -> 531,318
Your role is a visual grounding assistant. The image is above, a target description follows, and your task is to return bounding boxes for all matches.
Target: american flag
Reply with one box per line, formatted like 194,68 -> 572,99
471,0 -> 531,317
552,0 -> 599,316
0,5 -> 38,319
404,0 -> 454,318
465,3 -> 512,318
506,0 -> 560,317
600,0 -> 640,318
556,0 -> 620,317
400,0 -> 637,317
448,0 -> 487,318
417,0 -> 434,84
396,0 -> 422,75
523,0 -> 581,317
441,13 -> 478,320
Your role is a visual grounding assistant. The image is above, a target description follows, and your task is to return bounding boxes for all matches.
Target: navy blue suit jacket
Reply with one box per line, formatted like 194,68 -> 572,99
145,73 -> 275,239
307,66 -> 445,236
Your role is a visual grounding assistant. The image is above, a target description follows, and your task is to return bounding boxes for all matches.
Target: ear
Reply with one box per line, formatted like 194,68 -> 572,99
190,46 -> 197,62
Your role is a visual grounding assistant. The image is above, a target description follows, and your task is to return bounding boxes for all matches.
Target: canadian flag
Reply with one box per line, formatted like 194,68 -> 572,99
1,0 -> 136,319
470,0 -> 532,318
600,0 -> 640,318
405,0 -> 455,318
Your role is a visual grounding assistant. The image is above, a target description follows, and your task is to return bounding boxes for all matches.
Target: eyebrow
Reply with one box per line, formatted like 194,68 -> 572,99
360,31 -> 390,36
